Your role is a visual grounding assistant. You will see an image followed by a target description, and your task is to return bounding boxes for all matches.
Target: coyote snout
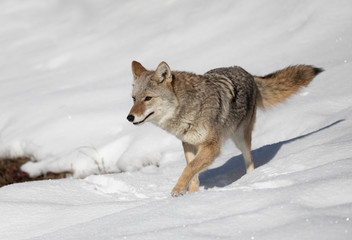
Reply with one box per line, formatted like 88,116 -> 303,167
127,60 -> 323,197
126,115 -> 134,122
127,110 -> 154,125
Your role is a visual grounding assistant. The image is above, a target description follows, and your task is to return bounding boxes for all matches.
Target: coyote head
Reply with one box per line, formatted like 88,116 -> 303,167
127,61 -> 178,126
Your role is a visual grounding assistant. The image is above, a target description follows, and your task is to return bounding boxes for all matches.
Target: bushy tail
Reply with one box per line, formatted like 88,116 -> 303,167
254,65 -> 323,109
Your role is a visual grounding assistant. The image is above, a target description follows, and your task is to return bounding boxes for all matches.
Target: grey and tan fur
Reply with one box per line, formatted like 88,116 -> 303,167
127,61 -> 323,197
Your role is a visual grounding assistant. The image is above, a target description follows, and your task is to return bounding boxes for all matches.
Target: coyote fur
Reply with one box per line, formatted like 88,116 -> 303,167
127,61 -> 322,197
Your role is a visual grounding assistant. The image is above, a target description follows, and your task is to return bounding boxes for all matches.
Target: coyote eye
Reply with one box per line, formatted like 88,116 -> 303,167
144,96 -> 152,101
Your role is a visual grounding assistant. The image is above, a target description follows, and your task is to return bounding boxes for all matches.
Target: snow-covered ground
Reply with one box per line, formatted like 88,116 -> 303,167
1,0 -> 352,239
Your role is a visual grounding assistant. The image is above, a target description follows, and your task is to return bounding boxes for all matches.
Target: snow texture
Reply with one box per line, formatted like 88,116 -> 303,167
0,0 -> 352,239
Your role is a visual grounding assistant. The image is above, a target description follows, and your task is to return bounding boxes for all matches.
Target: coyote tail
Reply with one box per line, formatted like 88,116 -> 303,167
254,65 -> 323,109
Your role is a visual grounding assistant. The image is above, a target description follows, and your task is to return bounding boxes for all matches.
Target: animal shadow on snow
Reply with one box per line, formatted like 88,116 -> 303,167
199,120 -> 344,189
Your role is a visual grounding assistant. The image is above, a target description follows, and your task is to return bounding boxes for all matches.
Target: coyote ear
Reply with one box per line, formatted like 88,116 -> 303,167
154,61 -> 172,84
132,61 -> 147,79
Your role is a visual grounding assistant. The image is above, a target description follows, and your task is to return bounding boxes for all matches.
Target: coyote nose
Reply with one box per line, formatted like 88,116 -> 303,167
127,115 -> 135,122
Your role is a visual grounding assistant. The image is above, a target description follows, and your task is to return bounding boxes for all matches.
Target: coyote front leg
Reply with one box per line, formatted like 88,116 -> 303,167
182,142 -> 199,193
172,141 -> 221,197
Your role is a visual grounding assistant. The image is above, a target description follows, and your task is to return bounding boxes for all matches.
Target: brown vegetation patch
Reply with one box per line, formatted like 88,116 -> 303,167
0,157 -> 70,187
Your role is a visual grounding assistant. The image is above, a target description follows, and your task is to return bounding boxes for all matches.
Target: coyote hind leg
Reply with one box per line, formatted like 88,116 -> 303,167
232,111 -> 256,173
232,127 -> 254,173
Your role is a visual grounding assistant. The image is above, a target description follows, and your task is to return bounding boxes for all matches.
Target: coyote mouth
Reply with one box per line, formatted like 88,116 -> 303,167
133,112 -> 154,125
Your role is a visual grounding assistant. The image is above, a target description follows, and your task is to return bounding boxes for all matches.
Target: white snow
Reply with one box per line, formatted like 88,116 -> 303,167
1,0 -> 352,239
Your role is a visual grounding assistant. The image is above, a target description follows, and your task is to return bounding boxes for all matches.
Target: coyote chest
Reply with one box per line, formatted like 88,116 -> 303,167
166,120 -> 208,145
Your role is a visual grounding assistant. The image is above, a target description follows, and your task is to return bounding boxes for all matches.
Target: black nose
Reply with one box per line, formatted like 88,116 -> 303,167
127,115 -> 135,122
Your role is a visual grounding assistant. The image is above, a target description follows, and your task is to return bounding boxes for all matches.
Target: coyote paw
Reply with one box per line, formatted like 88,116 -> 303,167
246,163 -> 255,174
171,186 -> 186,197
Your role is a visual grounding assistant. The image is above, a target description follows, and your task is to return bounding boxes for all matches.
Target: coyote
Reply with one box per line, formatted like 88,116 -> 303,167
127,61 -> 322,196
